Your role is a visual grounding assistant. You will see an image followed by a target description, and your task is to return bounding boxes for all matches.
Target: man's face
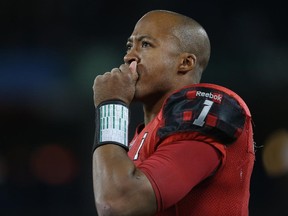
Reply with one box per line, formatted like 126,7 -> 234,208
124,13 -> 181,104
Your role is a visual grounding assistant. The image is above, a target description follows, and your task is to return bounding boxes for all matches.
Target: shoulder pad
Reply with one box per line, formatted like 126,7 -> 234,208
157,84 -> 249,145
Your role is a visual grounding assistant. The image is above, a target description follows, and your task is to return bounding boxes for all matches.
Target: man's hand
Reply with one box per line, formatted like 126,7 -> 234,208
93,61 -> 138,107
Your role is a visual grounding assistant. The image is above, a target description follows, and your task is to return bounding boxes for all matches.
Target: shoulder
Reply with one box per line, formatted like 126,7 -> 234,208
157,83 -> 251,145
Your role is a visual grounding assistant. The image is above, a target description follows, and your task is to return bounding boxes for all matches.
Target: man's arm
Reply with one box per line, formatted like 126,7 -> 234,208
92,61 -> 156,215
93,145 -> 157,216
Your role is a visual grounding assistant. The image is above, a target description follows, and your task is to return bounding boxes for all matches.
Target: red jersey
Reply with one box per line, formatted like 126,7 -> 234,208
128,83 -> 255,216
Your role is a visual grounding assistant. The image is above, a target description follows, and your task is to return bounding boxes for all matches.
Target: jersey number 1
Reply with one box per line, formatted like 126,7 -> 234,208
193,99 -> 214,127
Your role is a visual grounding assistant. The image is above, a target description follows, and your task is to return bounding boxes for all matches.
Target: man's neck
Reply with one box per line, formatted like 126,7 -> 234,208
142,95 -> 167,125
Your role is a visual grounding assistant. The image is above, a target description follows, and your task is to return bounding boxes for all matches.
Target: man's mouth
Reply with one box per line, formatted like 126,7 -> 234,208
136,71 -> 140,81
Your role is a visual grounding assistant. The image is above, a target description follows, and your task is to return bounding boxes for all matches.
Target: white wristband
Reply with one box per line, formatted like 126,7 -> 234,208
93,100 -> 129,152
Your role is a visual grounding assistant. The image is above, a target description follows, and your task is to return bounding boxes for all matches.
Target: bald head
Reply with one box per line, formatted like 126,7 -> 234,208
138,10 -> 211,82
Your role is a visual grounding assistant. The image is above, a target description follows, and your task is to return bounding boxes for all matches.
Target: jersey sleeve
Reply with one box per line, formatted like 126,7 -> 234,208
157,83 -> 249,145
138,139 -> 221,212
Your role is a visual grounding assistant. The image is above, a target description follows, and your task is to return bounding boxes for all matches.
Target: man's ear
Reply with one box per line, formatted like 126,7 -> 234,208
178,53 -> 196,74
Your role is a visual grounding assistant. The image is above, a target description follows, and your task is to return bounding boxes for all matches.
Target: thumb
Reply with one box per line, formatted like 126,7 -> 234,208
129,61 -> 139,81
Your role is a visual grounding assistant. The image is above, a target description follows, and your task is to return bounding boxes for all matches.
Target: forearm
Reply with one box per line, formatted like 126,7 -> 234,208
92,62 -> 156,215
93,145 -> 136,199
92,145 -> 157,216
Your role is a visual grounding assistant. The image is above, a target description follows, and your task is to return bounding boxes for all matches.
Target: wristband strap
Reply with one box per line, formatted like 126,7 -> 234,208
93,100 -> 129,152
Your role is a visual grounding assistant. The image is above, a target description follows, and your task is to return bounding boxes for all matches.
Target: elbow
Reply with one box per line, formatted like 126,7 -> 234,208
95,200 -> 114,216
95,198 -> 124,216
95,202 -> 112,216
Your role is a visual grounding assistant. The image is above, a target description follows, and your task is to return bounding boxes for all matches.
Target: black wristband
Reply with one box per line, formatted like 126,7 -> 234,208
92,100 -> 129,152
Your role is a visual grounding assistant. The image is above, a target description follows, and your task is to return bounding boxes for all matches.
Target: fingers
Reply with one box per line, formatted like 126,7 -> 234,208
129,61 -> 137,73
93,62 -> 138,106
111,68 -> 122,73
96,60 -> 137,79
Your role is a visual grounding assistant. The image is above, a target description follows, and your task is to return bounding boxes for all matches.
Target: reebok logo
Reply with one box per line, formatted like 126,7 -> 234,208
196,90 -> 222,103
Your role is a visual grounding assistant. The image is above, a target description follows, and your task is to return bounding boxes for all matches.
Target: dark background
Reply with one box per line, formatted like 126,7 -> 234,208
1,0 -> 288,215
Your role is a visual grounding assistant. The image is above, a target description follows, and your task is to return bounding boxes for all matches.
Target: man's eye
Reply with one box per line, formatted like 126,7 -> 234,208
142,41 -> 151,48
126,43 -> 132,51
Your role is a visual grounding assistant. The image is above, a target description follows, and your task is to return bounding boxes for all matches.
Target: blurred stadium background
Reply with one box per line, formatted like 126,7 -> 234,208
0,0 -> 288,215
